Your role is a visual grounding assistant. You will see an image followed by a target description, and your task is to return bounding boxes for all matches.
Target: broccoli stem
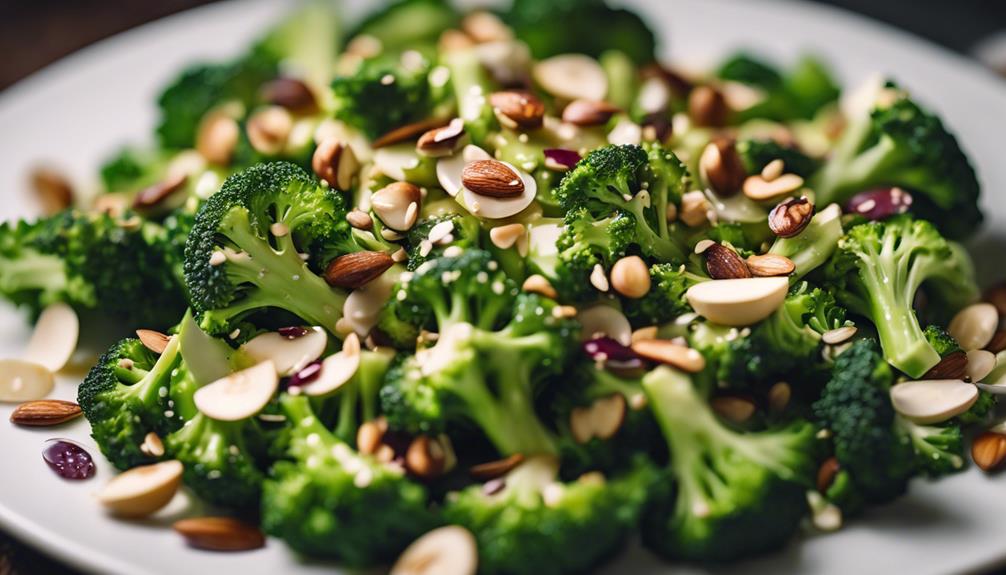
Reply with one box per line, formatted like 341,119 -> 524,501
127,335 -> 182,406
621,197 -> 684,263
0,251 -> 73,302
768,204 -> 843,281
812,113 -> 874,205
445,50 -> 495,145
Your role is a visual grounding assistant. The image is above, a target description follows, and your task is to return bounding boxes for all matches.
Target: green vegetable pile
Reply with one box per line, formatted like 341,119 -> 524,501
4,1 -> 1003,573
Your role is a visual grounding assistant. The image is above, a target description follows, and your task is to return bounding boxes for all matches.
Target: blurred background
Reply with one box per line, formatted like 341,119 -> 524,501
1,0 -> 1004,91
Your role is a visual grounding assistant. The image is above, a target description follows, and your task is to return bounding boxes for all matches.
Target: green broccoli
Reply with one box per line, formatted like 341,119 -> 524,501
99,147 -> 171,194
768,203 -> 843,281
622,262 -> 705,326
825,216 -> 978,378
331,54 -> 434,140
550,207 -> 636,300
554,143 -> 688,264
716,52 -> 840,122
261,394 -> 437,565
924,324 -> 961,357
184,162 -> 354,336
316,349 -> 395,444
404,212 -> 481,271
640,365 -> 816,561
811,84 -> 981,239
348,0 -> 458,54
736,139 -> 822,179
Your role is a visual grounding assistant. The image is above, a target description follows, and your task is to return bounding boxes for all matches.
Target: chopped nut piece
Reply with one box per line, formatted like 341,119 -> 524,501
743,173 -> 804,201
522,274 -> 557,299
372,182 -> 423,231
405,435 -> 448,479
589,264 -> 610,292
416,118 -> 466,157
346,209 -> 373,230
768,382 -> 791,413
470,453 -> 525,480
461,10 -> 513,43
174,517 -> 266,551
816,456 -> 841,493
373,117 -> 450,149
489,90 -> 546,129
197,111 -> 240,166
312,138 -> 358,191
246,106 -> 293,155
679,190 -> 711,227
631,339 -> 706,372
561,99 -> 620,126
710,395 -> 756,423
488,223 -> 525,249
973,431 -> 1006,471
768,196 -> 815,238
761,159 -> 785,182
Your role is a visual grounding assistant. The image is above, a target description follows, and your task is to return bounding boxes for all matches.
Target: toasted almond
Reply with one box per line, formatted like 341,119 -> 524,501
312,138 -> 358,191
261,77 -> 317,113
972,431 -> 1006,472
890,379 -> 979,424
679,190 -> 711,227
985,283 -> 1006,316
324,251 -> 395,289
24,302 -> 79,373
416,118 -> 466,157
9,399 -> 81,426
988,331 -> 1006,354
631,326 -> 659,344
705,243 -> 752,280
246,106 -> 293,155
949,303 -> 999,351
816,456 -> 841,493
768,196 -> 815,238
97,460 -> 183,518
357,417 -> 387,455
924,350 -> 969,380
0,360 -> 55,403
743,173 -> 804,202
373,117 -> 451,149
578,305 -> 632,346
30,166 -> 74,214
489,90 -> 545,129
141,432 -> 165,458
372,182 -> 422,231
521,274 -> 557,299
533,54 -> 607,102
711,395 -> 756,423
746,254 -> 795,277
570,405 -> 595,444
390,525 -> 478,575
688,85 -> 728,127
197,111 -> 239,166
821,326 -> 858,345
194,361 -> 279,421
561,99 -> 620,126
405,435 -> 448,479
610,256 -> 651,299
470,453 -> 525,480
686,277 -> 789,327
592,394 -> 627,440
136,329 -> 171,355
631,339 -> 706,373
489,223 -> 525,250
133,172 -> 188,212
699,138 -> 745,197
174,517 -> 266,551
240,328 -> 327,376
461,160 -> 524,198
966,349 -> 998,383
346,209 -> 373,230
768,381 -> 791,412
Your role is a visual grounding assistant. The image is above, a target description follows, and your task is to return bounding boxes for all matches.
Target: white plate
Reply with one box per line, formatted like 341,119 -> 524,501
1,1 -> 1005,574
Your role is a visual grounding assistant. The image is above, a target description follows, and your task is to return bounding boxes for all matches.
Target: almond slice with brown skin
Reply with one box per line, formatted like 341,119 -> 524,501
324,251 -> 395,289
470,453 -> 525,480
391,526 -> 478,575
174,517 -> 266,551
923,350 -> 968,380
136,329 -> 171,355
561,99 -> 620,126
631,339 -> 706,373
489,90 -> 545,129
10,399 -> 82,426
972,431 -> 1006,472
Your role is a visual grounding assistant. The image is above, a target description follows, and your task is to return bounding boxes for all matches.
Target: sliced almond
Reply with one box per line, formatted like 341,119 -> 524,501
966,349 -> 997,383
949,303 -> 999,351
631,339 -> 706,373
97,460 -> 183,518
589,264 -> 609,292
972,431 -> 1006,472
607,116 -> 642,145
679,190 -> 711,227
300,334 -> 362,397
372,182 -> 422,231
459,162 -> 536,219
610,256 -> 651,299
890,379 -> 978,424
9,399 -> 82,426
489,223 -> 525,250
174,517 -> 266,551
743,173 -> 804,202
133,172 -> 188,212
711,395 -> 756,424
522,274 -> 557,299
533,54 -> 607,102
470,453 -> 525,480
924,350 -> 969,380
592,394 -> 627,440
141,432 -> 165,458
194,361 -> 279,421
821,326 -> 858,345
240,328 -> 327,376
0,360 -> 55,403
24,302 -> 78,372
416,118 -> 466,158
357,417 -> 387,455
324,251 -> 395,289
312,138 -> 359,191
686,277 -> 789,327
342,273 -> 396,337
704,243 -> 752,280
373,118 -> 450,149
346,209 -> 374,231
136,329 -> 171,355
561,99 -> 620,126
768,382 -> 791,412
461,160 -> 524,198
578,305 -> 632,346
746,254 -> 795,277
390,525 -> 478,575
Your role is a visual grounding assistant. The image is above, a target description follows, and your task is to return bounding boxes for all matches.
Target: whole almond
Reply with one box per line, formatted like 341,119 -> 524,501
746,254 -> 795,277
688,85 -> 728,128
173,517 -> 266,551
10,399 -> 82,426
816,456 -> 841,493
324,251 -> 394,289
561,99 -> 620,127
489,90 -> 545,129
260,77 -> 317,113
406,435 -> 448,479
711,395 -> 756,423
136,329 -> 171,354
133,173 -> 188,212
416,118 -> 466,157
923,350 -> 969,380
987,331 -> 1006,354
768,196 -> 815,238
972,431 -> 1006,472
312,138 -> 358,191
470,453 -> 525,480
461,160 -> 524,198
705,243 -> 752,279
30,167 -> 74,215
699,138 -> 746,197
984,283 -> 1006,316
372,117 -> 449,149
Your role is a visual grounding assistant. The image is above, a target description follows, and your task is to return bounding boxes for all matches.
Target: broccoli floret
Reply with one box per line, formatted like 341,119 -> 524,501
505,0 -> 657,64
895,417 -> 965,477
444,455 -> 656,575
736,139 -> 821,179
550,207 -> 635,300
623,263 -> 705,326
825,216 -> 978,377
444,48 -> 497,145
318,349 -> 395,444
184,162 -> 353,336
811,84 -> 981,238
924,324 -> 961,357
813,339 -> 916,504
404,212 -> 481,271
640,366 -> 815,561
331,54 -> 434,140
348,0 -> 458,54
78,337 -> 182,470
554,144 -> 688,264
99,147 -> 171,194
262,394 -> 436,565
379,250 -> 576,456
768,203 -> 843,281
716,52 -> 840,122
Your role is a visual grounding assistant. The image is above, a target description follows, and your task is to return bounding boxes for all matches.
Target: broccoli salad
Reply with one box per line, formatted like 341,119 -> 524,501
2,0 -> 1005,573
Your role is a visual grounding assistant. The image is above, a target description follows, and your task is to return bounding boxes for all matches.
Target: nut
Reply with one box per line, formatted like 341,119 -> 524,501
247,106 -> 294,155
746,254 -> 795,277
699,138 -> 745,197
136,329 -> 171,354
972,431 -> 1006,472
372,181 -> 422,231
260,77 -> 317,113
761,159 -> 785,182
438,29 -> 475,53
390,525 -> 478,575
685,277 -> 790,327
324,251 -> 395,289
768,382 -> 791,412
984,283 -> 1006,316
679,190 -> 711,227
533,54 -> 607,102
373,117 -> 450,149
312,138 -> 359,191
140,432 -> 165,458
461,160 -> 524,198
9,399 -> 82,426
816,456 -> 841,493
561,99 -> 620,126
346,209 -> 374,230
489,223 -> 525,249
133,173 -> 188,212
24,302 -> 79,373
469,453 -> 525,480
97,460 -> 183,518
688,85 -> 728,127
489,90 -> 545,129
0,360 -> 55,403
711,395 -> 756,423
405,435 -> 448,479
923,350 -> 968,380
631,339 -> 706,373
30,166 -> 74,214
743,173 -> 804,202
416,118 -> 466,157
949,303 -> 999,351
704,243 -> 752,280
768,196 -> 815,238
173,517 -> 266,551
821,326 -> 858,345
610,256 -> 651,299
890,379 -> 979,424
988,331 -> 1006,354
357,418 -> 387,455
461,10 -> 512,43
196,111 -> 239,166
522,274 -> 557,299
589,264 -> 609,292
569,394 -> 627,443
966,349 -> 997,383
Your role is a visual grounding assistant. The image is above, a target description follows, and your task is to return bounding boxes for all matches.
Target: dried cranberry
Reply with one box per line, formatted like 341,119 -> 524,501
543,148 -> 582,171
277,326 -> 310,339
845,187 -> 913,221
287,360 -> 322,387
583,337 -> 638,362
43,439 -> 95,480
